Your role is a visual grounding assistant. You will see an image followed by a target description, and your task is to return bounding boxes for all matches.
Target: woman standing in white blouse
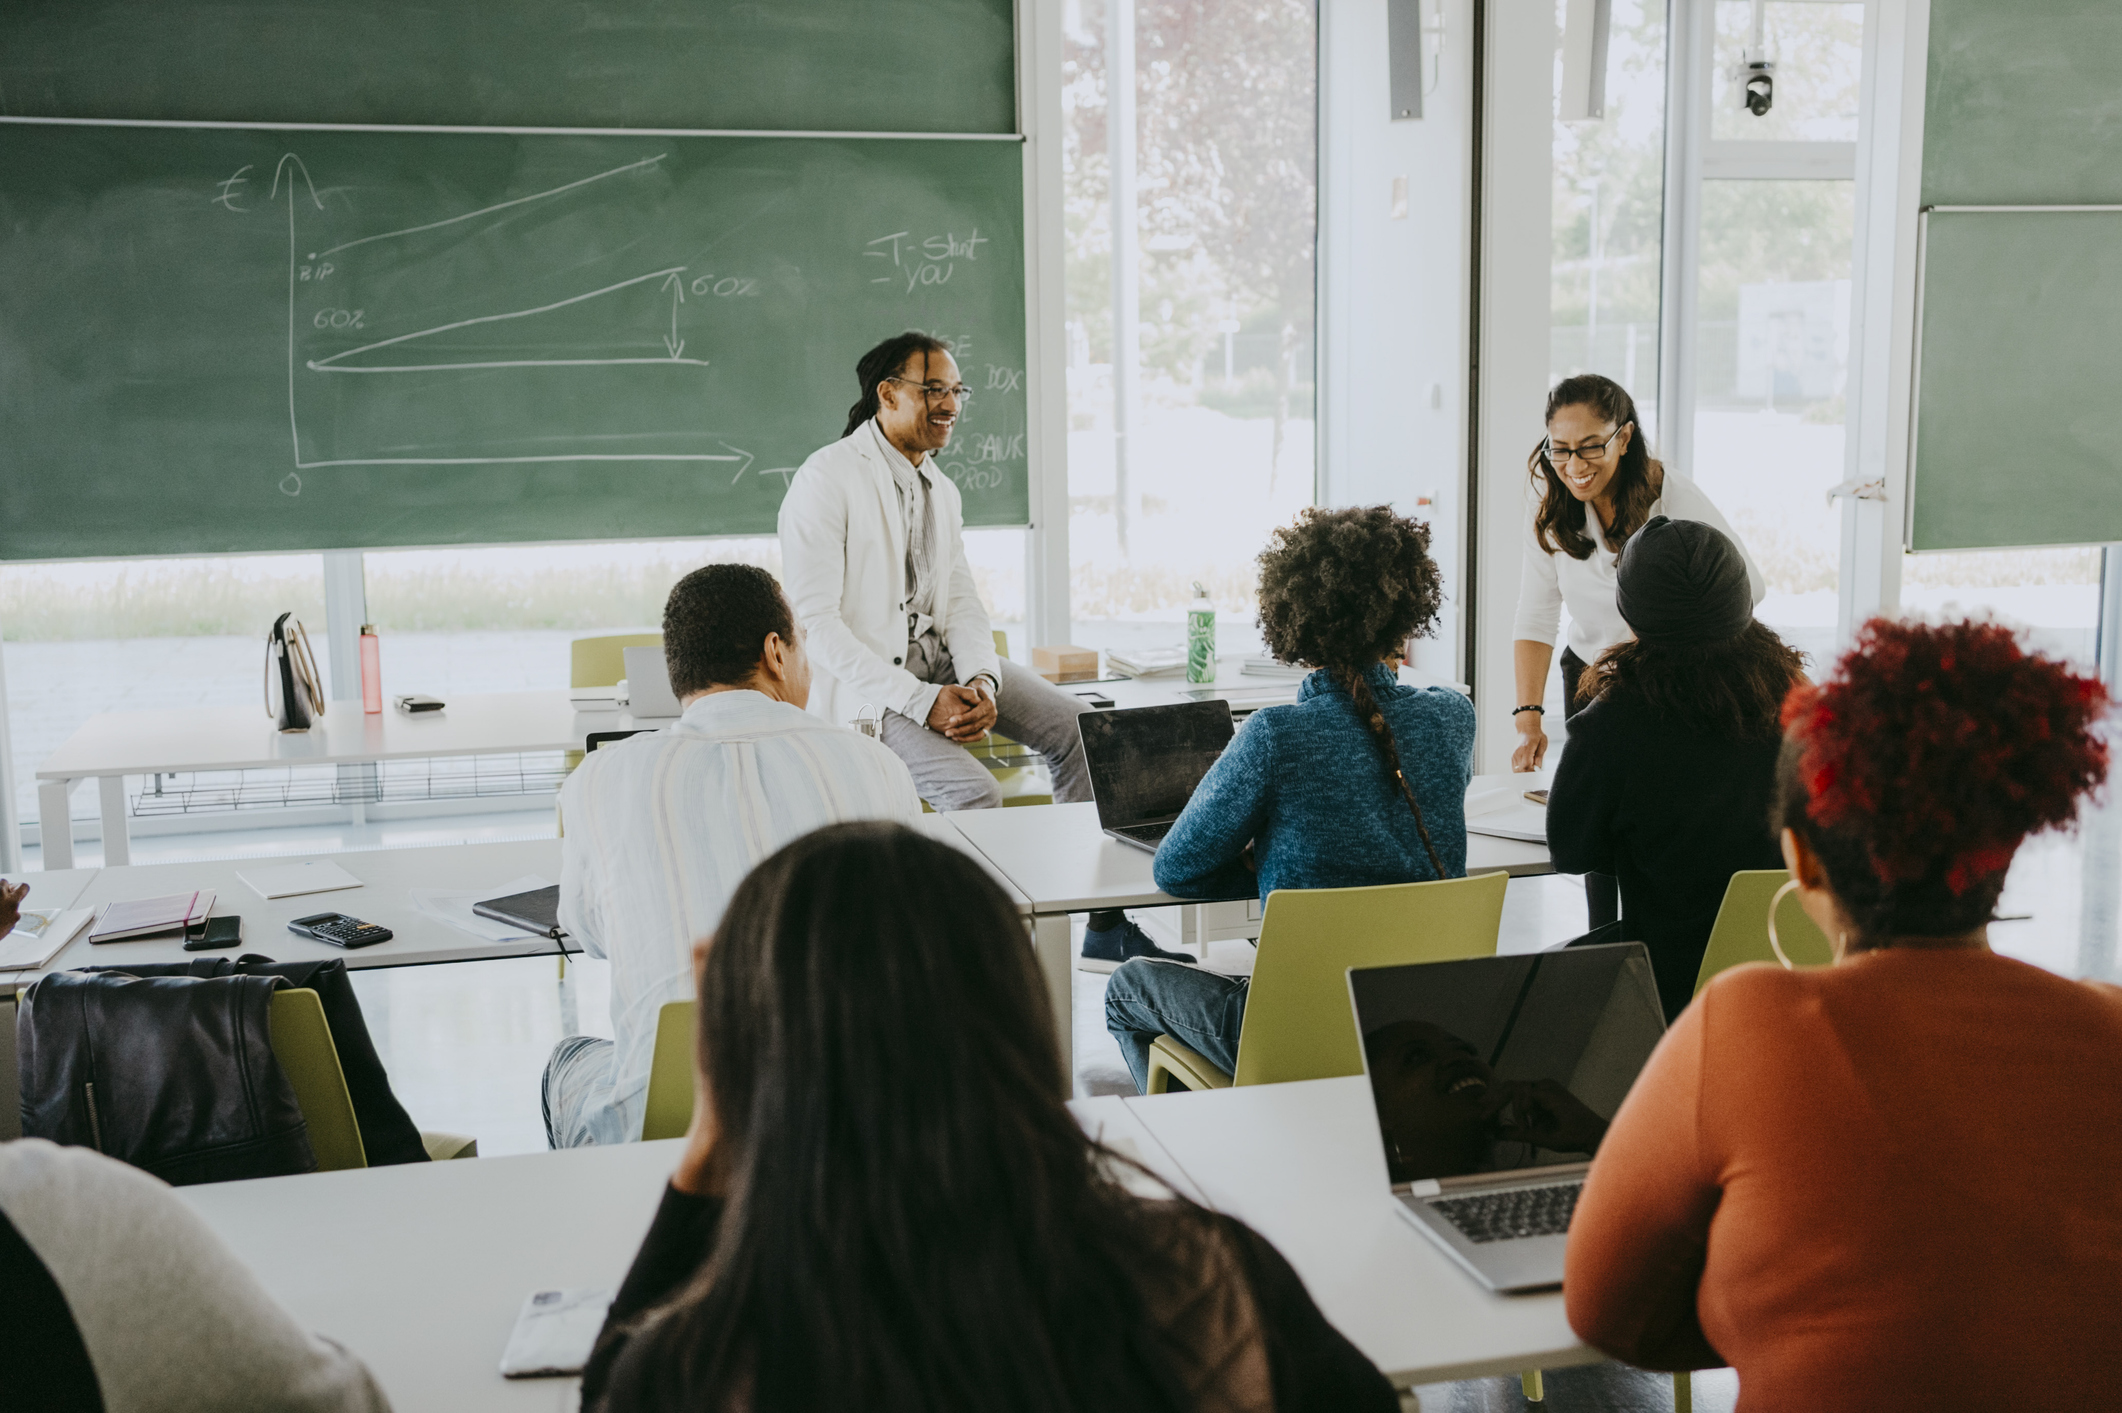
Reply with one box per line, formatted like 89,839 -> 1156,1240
1511,375 -> 1762,924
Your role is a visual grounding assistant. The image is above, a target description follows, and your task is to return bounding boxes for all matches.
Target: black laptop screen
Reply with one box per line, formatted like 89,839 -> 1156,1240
1348,945 -> 1667,1184
1076,701 -> 1235,830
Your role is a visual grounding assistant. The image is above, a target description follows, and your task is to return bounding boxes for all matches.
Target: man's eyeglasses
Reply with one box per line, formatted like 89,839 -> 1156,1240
886,376 -> 974,406
1543,424 -> 1627,467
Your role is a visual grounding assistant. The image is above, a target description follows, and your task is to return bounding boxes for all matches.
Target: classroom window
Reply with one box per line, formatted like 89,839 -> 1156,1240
1898,548 -> 2104,670
1061,0 -> 1319,661
0,554 -> 326,835
1550,0 -> 1667,412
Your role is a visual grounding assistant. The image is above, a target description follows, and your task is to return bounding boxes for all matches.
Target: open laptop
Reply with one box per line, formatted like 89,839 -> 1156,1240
620,645 -> 683,719
1348,944 -> 1667,1292
1076,700 -> 1235,852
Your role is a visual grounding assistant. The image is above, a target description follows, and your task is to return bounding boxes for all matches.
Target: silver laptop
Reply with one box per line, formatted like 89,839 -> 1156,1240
1348,944 -> 1667,1292
620,645 -> 683,719
1076,700 -> 1235,852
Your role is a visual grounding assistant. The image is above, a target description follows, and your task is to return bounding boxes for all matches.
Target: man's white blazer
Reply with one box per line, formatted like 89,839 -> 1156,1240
777,425 -> 1002,730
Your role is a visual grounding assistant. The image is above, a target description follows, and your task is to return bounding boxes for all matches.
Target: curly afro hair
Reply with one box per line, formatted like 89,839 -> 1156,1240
1255,505 -> 1443,671
1775,617 -> 2110,941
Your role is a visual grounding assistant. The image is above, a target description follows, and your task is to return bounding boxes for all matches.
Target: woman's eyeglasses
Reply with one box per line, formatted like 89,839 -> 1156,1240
1544,425 -> 1627,467
886,376 -> 974,406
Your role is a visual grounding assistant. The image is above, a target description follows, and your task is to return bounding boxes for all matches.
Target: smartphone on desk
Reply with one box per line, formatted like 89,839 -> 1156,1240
184,915 -> 242,951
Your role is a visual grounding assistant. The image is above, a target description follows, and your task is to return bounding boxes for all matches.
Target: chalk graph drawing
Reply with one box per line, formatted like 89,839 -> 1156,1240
269,153 -> 753,491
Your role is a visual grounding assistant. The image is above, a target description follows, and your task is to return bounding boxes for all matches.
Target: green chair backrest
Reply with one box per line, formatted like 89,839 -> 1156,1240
571,633 -> 664,690
268,987 -> 368,1172
641,1000 -> 697,1141
1231,871 -> 1509,1087
1693,869 -> 1835,996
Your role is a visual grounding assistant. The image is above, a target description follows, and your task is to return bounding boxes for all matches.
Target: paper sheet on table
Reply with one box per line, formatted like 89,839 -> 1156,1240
1464,784 -> 1549,843
238,859 -> 365,900
408,875 -> 556,944
0,908 -> 94,971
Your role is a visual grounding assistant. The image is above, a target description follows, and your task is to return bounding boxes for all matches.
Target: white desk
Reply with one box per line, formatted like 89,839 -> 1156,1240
35,691 -> 664,869
173,1088 -> 1574,1410
945,783 -> 1552,1087
1088,660 -> 1468,717
180,1139 -> 684,1413
25,815 -> 1019,979
1124,1075 -> 1599,1387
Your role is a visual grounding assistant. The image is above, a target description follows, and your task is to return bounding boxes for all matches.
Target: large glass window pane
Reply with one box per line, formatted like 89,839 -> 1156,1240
1,554 -> 325,841
1898,548 -> 2103,669
1709,0 -> 1864,142
1689,177 -> 1853,665
1063,0 -> 1318,662
1551,0 -> 1667,409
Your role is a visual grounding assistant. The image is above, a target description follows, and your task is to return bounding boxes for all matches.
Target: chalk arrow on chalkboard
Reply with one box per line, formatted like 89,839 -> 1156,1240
662,271 -> 686,360
720,442 -> 755,484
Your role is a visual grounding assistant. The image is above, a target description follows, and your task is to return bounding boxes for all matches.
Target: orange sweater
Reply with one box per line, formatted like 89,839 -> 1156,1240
1565,949 -> 2122,1410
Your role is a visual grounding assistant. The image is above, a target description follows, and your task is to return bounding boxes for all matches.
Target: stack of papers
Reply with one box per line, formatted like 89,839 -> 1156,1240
1239,657 -> 1308,679
1106,646 -> 1188,678
0,908 -> 94,971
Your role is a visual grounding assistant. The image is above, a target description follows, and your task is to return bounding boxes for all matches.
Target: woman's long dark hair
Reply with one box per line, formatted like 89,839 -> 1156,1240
1577,622 -> 1806,739
843,331 -> 952,437
1255,506 -> 1449,880
609,823 -> 1209,1413
1528,373 -> 1662,559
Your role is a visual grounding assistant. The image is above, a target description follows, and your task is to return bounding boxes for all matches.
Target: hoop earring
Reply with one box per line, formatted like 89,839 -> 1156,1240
1765,879 -> 1802,970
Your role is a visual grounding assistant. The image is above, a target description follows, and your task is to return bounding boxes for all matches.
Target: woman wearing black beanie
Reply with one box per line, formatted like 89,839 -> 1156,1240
1546,516 -> 1806,1019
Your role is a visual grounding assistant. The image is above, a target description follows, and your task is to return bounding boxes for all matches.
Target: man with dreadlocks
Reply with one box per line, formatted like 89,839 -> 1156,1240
780,333 -> 1188,964
1103,505 -> 1477,1092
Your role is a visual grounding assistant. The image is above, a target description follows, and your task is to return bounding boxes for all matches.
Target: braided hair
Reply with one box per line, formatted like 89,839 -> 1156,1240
1254,505 -> 1450,880
843,331 -> 952,437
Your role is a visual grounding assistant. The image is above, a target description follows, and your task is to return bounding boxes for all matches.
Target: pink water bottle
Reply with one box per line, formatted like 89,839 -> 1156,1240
360,625 -> 383,713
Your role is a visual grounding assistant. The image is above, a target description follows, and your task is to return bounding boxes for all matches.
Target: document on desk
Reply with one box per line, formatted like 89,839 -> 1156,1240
498,1287 -> 614,1378
409,875 -> 557,944
1463,785 -> 1549,844
0,908 -> 94,971
237,859 -> 364,900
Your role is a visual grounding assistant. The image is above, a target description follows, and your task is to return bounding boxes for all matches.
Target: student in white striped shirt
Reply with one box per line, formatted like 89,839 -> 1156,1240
542,564 -> 922,1147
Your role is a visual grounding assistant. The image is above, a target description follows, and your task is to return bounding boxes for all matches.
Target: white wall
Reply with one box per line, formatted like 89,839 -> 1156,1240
1318,0 -> 1476,682
1472,0 -> 1556,772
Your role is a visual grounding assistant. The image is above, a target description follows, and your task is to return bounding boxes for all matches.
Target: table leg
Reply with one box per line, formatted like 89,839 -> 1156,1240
97,776 -> 130,867
37,780 -> 75,871
1033,913 -> 1074,1095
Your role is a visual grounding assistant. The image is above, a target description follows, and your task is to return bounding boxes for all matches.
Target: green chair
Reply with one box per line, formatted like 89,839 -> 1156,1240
641,999 -> 697,1141
1694,869 -> 1835,995
267,988 -> 477,1170
1144,871 -> 1510,1093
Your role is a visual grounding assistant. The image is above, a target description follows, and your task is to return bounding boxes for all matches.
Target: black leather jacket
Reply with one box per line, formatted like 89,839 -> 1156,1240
18,970 -> 315,1185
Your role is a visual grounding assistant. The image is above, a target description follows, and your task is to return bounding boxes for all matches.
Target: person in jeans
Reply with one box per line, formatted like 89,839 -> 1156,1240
1103,506 -> 1477,1091
1567,618 -> 2122,1407
542,564 -> 920,1147
1546,517 -> 1806,1018
580,822 -> 1397,1413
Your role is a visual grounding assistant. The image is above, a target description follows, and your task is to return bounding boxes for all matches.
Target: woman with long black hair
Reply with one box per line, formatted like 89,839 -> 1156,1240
581,822 -> 1396,1413
1102,505 -> 1476,1092
1546,517 -> 1806,1018
1509,373 -> 1763,928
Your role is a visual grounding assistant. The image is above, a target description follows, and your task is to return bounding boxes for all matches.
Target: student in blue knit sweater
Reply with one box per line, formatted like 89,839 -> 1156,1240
1104,505 -> 1478,1092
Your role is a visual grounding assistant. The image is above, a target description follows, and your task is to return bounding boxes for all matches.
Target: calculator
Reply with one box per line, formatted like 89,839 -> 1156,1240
287,912 -> 395,949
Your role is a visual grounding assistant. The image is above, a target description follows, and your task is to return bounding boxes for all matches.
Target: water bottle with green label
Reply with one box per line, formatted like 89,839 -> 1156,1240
1187,581 -> 1216,684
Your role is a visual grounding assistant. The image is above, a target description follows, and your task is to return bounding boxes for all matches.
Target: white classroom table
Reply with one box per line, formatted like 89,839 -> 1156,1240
1122,1075 -> 1599,1387
34,691 -> 666,869
945,777 -> 1553,1088
173,1090 -> 1571,1410
18,815 -> 1022,979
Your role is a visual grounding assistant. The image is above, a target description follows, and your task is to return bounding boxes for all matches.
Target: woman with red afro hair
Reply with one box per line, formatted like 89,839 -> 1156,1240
1564,618 -> 2122,1410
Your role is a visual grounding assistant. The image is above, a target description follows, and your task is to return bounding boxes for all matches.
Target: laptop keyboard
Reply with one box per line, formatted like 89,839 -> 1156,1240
1431,1183 -> 1582,1244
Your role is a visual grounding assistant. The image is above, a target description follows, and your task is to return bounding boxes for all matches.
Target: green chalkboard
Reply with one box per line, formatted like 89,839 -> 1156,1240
1909,209 -> 2122,551
1923,0 -> 2122,207
0,0 -> 1017,135
0,125 -> 1029,559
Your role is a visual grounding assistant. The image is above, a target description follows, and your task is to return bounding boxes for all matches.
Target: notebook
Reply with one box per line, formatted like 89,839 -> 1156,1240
0,908 -> 95,971
473,884 -> 563,939
89,891 -> 215,944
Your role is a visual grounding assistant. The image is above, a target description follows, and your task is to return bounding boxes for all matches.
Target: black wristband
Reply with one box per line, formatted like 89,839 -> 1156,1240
1512,705 -> 1545,717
